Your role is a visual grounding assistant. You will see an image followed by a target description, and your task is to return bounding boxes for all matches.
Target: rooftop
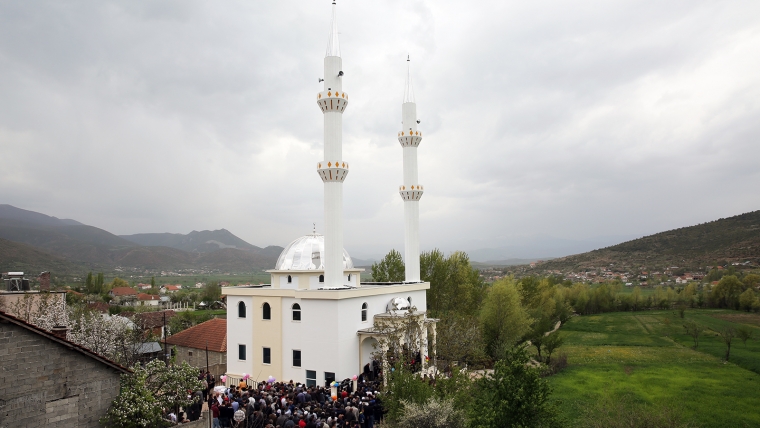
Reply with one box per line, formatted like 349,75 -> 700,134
165,318 -> 226,352
110,287 -> 137,296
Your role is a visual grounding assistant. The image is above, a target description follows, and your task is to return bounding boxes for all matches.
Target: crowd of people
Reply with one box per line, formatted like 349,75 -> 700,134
172,369 -> 387,428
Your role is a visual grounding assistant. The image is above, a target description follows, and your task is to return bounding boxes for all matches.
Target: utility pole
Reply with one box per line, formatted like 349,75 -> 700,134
205,342 -> 209,374
163,311 -> 167,364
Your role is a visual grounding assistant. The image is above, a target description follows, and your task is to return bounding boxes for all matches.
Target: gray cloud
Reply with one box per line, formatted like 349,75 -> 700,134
1,0 -> 759,261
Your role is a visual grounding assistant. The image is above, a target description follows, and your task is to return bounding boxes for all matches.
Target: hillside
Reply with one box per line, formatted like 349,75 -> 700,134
0,218 -> 138,265
535,210 -> 760,271
120,229 -> 262,253
0,205 -> 282,274
0,238 -> 84,274
0,204 -> 83,227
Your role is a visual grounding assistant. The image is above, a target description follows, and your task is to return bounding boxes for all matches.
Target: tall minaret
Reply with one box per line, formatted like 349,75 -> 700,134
398,56 -> 423,282
316,1 -> 349,287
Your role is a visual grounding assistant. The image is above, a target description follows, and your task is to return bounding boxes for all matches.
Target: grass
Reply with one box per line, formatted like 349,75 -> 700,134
548,310 -> 760,428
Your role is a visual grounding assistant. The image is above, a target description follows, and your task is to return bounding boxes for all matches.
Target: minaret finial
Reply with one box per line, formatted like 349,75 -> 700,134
313,222 -> 316,235
326,1 -> 341,57
403,55 -> 415,103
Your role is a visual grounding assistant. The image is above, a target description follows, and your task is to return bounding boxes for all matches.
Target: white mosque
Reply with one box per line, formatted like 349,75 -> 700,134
223,2 -> 435,387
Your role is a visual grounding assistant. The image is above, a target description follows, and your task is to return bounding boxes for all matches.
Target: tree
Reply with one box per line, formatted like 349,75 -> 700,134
683,320 -> 702,349
96,272 -> 105,293
468,347 -> 563,428
480,278 -> 532,360
435,314 -> 488,369
543,333 -> 564,364
371,249 -> 405,282
85,272 -> 94,293
710,275 -> 745,309
739,289 -> 756,312
526,314 -> 555,362
736,327 -> 753,347
201,281 -> 221,303
422,250 -> 486,317
110,277 -> 130,289
101,358 -> 203,428
712,327 -> 736,361
150,276 -> 156,288
742,274 -> 760,288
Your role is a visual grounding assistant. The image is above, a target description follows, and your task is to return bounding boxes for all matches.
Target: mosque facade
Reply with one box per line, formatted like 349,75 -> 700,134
223,2 -> 435,387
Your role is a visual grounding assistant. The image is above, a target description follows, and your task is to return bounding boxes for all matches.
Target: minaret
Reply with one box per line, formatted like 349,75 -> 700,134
316,1 -> 349,287
398,56 -> 423,282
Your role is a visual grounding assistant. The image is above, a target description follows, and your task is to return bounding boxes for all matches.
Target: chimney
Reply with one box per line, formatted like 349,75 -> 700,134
38,271 -> 51,291
51,325 -> 69,340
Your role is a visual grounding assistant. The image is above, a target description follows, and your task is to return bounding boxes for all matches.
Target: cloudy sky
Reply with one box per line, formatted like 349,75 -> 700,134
1,0 -> 759,261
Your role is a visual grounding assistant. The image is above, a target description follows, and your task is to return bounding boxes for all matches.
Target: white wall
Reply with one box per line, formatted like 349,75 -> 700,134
278,274 -> 299,289
226,296 -> 253,377
279,289 -> 427,385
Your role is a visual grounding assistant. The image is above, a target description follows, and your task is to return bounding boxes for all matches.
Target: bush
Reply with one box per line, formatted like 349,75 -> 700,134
542,352 -> 569,377
469,347 -> 564,428
398,397 -> 466,428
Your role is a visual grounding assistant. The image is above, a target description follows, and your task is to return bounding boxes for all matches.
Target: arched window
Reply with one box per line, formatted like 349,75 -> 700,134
238,301 -> 246,318
292,303 -> 301,321
287,275 -> 292,283
319,275 -> 324,283
361,302 -> 368,322
348,274 -> 352,281
408,296 -> 412,305
262,302 -> 271,320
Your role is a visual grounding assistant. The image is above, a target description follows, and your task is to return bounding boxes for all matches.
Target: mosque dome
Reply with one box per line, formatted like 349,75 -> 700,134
275,233 -> 354,271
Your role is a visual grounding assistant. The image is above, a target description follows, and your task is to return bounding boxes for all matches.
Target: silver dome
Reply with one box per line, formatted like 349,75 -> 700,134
387,297 -> 411,312
275,233 -> 354,270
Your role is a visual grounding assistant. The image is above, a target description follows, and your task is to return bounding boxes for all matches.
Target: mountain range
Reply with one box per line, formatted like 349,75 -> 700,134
0,205 -> 282,275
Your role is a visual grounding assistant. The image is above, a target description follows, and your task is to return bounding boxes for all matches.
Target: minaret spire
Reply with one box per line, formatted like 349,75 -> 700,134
316,2 -> 349,288
398,57 -> 423,282
404,55 -> 415,103
326,1 -> 341,58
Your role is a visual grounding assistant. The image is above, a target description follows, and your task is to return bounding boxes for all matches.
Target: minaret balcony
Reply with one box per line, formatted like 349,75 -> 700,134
398,130 -> 422,147
398,185 -> 424,201
317,91 -> 349,113
317,161 -> 349,182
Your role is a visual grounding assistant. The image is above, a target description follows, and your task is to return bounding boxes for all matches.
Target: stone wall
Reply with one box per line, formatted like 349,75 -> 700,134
172,345 -> 227,377
0,322 -> 124,428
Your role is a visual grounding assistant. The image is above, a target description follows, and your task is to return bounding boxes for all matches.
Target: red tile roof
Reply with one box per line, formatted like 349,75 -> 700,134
110,287 -> 137,296
133,310 -> 176,328
166,318 -> 226,353
87,302 -> 110,313
137,293 -> 160,301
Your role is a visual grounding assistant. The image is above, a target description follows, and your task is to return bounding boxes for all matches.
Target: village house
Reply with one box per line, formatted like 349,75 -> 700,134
160,284 -> 182,294
109,287 -> 138,304
0,309 -> 129,427
137,283 -> 152,290
137,293 -> 161,306
165,318 -> 227,377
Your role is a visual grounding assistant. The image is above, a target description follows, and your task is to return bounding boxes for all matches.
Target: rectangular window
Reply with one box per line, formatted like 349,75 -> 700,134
238,344 -> 246,361
325,372 -> 335,387
306,370 -> 317,388
293,350 -> 302,367
263,347 -> 271,364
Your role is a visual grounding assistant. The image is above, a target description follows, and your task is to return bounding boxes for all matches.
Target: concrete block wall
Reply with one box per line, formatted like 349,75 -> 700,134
172,345 -> 227,377
0,323 -> 123,428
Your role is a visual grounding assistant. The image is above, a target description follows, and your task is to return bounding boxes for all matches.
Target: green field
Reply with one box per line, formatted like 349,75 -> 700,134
548,310 -> 760,427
